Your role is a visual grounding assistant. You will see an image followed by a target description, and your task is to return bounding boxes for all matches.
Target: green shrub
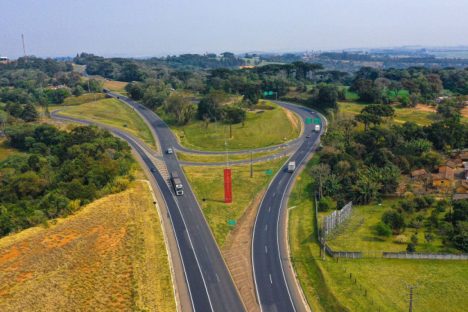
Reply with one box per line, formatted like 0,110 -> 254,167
318,196 -> 334,212
374,222 -> 392,237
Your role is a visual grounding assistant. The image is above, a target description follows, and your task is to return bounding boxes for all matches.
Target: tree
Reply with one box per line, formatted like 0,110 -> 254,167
350,79 -> 382,103
21,103 -> 39,122
221,106 -> 246,138
356,104 -> 395,130
311,163 -> 330,199
314,84 -> 338,111
164,93 -> 195,125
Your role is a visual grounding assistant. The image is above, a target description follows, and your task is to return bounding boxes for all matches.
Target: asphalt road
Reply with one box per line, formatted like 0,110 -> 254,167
54,94 -> 323,312
107,93 -> 246,312
252,101 -> 324,312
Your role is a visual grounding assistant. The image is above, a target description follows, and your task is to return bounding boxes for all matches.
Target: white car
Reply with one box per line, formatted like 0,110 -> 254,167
166,148 -> 173,154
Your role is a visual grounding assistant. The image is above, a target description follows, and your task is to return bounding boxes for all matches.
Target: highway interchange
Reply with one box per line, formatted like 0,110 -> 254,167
52,94 -> 324,312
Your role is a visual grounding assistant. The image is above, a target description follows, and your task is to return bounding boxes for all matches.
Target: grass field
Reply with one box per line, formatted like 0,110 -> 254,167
0,172 -> 175,312
58,98 -> 155,149
288,158 -> 468,312
325,200 -> 448,254
63,93 -> 106,106
176,149 -> 284,163
103,80 -> 128,95
183,157 -> 287,246
338,101 -> 437,125
168,102 -> 300,151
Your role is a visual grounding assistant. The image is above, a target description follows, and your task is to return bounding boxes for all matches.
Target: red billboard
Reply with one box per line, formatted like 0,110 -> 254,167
224,168 -> 232,203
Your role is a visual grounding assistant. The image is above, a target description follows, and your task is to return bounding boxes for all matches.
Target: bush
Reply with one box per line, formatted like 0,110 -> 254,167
318,196 -> 334,212
406,242 -> 416,252
382,210 -> 405,233
374,222 -> 392,237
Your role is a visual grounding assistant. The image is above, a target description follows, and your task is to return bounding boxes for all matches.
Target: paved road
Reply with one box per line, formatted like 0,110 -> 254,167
106,93 -> 246,312
54,93 -> 323,312
252,101 -> 324,312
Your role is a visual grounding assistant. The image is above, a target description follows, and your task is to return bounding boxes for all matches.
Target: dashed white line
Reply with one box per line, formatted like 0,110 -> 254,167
265,225 -> 268,231
265,245 -> 268,254
269,274 -> 273,284
216,273 -> 220,282
268,206 -> 271,212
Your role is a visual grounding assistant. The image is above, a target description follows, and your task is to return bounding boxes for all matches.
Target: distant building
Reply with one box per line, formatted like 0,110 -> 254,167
432,165 -> 455,188
0,56 -> 9,64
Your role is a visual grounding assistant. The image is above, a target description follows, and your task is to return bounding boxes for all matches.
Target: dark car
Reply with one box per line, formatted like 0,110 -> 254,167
150,168 -> 156,173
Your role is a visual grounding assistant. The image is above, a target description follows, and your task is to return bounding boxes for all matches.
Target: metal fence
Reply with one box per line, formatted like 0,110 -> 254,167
383,252 -> 468,260
322,201 -> 353,238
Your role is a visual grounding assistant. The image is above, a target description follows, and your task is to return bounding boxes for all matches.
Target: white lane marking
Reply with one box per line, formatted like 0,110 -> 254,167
269,274 -> 273,284
265,245 -> 268,254
265,225 -> 268,231
216,273 -> 220,282
268,206 -> 271,212
273,192 -> 276,197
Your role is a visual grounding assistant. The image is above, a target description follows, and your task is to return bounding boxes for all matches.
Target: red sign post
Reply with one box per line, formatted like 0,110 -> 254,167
224,168 -> 232,203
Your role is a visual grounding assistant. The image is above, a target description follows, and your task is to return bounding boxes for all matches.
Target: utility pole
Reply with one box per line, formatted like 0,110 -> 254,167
21,34 -> 27,58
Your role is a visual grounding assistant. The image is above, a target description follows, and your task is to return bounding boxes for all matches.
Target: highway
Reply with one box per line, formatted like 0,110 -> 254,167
105,93 -> 246,312
252,101 -> 324,312
53,94 -> 324,312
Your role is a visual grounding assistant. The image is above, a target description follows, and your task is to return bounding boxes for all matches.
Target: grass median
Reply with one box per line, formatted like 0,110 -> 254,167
183,157 -> 287,247
176,149 -> 285,163
168,101 -> 300,151
57,98 -> 156,149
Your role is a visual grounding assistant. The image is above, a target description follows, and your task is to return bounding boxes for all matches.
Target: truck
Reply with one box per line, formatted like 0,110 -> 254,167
171,171 -> 184,196
314,124 -> 321,132
288,161 -> 296,173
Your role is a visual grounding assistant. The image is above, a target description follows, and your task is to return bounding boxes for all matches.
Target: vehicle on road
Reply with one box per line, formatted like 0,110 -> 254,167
314,124 -> 321,132
166,148 -> 173,154
150,167 -> 156,173
306,134 -> 311,138
288,161 -> 296,173
170,171 -> 184,196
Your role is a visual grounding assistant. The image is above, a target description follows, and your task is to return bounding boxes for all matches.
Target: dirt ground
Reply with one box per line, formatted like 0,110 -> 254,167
415,104 -> 437,113
222,190 -> 265,312
0,179 -> 175,312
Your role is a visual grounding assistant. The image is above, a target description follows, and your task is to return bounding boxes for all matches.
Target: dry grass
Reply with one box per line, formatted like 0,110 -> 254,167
103,80 -> 128,94
0,173 -> 175,312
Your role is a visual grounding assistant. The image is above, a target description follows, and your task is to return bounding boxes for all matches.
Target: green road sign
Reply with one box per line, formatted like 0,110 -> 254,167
265,169 -> 273,175
314,118 -> 321,124
305,117 -> 312,124
268,91 -> 273,96
228,219 -> 237,225
263,91 -> 268,96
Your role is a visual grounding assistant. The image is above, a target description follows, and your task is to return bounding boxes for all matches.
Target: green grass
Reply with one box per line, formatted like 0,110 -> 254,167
183,157 -> 286,247
325,199 -> 448,254
338,102 -> 436,125
176,149 -> 284,163
57,98 -> 155,149
63,93 -> 106,106
165,101 -> 301,151
288,157 -> 468,312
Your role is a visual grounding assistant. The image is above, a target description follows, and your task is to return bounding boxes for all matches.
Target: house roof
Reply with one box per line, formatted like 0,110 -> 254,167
433,165 -> 454,181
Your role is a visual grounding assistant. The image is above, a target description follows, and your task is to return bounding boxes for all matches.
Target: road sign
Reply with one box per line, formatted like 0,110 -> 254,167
224,168 -> 232,203
268,91 -> 273,96
305,117 -> 312,124
265,169 -> 273,175
314,118 -> 320,124
228,219 -> 237,225
263,91 -> 268,96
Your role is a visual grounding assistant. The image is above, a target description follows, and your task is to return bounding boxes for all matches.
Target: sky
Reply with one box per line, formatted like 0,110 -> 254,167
1,0 -> 468,58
